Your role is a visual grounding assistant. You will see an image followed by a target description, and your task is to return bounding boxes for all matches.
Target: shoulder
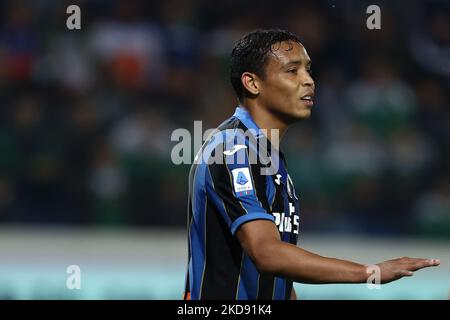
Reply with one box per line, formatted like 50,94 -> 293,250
198,117 -> 258,164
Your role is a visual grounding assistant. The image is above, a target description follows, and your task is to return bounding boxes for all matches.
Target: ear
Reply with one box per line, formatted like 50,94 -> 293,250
241,72 -> 260,96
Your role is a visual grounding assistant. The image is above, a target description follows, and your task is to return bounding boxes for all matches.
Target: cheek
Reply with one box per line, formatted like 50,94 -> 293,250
266,77 -> 297,101
273,79 -> 299,107
263,87 -> 288,108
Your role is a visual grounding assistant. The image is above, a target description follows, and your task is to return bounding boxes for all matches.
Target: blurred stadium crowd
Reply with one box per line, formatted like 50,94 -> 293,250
0,0 -> 449,237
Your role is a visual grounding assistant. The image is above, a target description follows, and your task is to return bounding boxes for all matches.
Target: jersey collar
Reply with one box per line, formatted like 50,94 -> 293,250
233,106 -> 287,180
233,106 -> 262,137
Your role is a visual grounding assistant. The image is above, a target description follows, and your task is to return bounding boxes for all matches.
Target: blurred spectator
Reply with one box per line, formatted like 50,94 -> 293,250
415,78 -> 450,164
0,2 -> 39,82
87,1 -> 167,90
89,139 -> 128,226
346,57 -> 417,139
409,5 -> 450,80
413,178 -> 450,237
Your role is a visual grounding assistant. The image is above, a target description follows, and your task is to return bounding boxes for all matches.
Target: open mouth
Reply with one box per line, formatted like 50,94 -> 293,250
300,94 -> 314,106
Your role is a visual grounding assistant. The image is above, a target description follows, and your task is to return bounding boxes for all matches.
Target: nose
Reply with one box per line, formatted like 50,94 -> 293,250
303,72 -> 314,88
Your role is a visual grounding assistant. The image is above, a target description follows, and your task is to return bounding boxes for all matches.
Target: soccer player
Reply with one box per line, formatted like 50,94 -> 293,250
183,29 -> 440,300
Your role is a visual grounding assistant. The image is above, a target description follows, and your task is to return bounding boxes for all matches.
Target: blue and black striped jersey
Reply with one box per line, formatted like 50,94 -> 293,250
184,106 -> 301,300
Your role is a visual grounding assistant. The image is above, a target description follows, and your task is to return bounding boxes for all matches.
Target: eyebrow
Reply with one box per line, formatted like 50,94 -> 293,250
283,59 -> 312,68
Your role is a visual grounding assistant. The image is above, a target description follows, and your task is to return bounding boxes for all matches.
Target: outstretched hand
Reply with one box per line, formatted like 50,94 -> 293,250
376,257 -> 440,284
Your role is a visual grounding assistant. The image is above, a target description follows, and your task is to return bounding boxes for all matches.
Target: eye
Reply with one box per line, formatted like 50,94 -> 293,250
287,68 -> 298,74
307,68 -> 313,75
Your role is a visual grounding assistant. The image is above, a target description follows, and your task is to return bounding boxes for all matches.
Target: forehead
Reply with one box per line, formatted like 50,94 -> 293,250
266,41 -> 310,68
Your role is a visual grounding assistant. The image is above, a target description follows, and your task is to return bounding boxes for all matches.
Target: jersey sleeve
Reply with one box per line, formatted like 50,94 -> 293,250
205,137 -> 274,236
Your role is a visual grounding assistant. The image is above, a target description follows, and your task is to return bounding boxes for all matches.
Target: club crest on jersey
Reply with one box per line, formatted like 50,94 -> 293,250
231,168 -> 254,197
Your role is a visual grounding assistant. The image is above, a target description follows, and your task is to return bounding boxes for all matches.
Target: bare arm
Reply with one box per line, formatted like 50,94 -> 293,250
290,287 -> 297,300
236,220 -> 440,284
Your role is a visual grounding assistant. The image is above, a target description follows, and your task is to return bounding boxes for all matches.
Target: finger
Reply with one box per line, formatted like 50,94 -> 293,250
428,259 -> 441,266
408,259 -> 441,271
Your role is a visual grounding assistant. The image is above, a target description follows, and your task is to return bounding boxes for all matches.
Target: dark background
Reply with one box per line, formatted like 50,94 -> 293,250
0,0 -> 449,238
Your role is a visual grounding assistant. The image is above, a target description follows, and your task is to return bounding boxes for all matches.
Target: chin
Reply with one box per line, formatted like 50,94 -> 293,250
293,109 -> 311,120
277,107 -> 311,124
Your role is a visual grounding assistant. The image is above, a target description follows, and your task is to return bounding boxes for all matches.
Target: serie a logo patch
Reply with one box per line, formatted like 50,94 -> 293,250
231,168 -> 254,197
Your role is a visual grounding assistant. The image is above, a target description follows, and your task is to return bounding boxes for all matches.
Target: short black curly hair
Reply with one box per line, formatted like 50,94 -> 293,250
230,29 -> 302,102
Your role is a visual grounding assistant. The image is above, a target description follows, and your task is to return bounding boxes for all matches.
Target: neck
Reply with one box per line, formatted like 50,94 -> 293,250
240,100 -> 289,144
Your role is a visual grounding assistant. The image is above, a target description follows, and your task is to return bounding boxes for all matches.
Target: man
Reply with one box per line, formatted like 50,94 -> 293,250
183,29 -> 440,300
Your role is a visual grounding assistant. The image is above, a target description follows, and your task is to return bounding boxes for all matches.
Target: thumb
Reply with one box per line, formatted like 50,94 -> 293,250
400,270 -> 414,277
